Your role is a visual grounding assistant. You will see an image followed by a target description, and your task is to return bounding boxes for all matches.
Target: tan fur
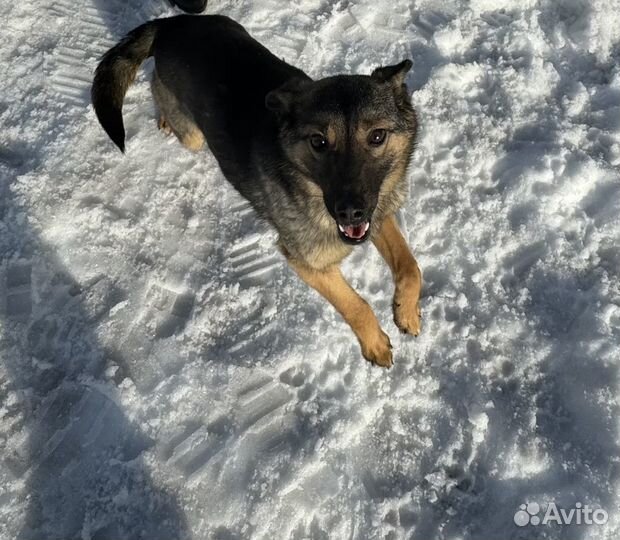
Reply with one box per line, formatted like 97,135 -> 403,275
372,215 -> 422,335
152,72 -> 204,151
384,132 -> 412,156
180,128 -> 205,151
293,240 -> 353,271
286,256 -> 393,367
326,124 -> 340,148
292,178 -> 354,269
374,142 -> 411,229
158,116 -> 172,135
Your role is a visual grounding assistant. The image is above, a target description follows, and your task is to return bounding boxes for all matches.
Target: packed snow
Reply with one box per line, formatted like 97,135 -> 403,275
1,0 -> 620,538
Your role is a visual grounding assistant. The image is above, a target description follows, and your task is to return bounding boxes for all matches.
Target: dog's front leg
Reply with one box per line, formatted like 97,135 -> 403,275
287,258 -> 393,367
373,215 -> 422,336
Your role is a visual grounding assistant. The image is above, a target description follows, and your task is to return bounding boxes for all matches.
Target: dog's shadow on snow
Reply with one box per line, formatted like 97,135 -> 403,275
0,2 -> 193,539
1,161 -> 191,540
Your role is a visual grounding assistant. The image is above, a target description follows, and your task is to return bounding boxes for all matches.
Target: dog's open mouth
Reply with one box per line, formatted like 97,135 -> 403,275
337,221 -> 371,244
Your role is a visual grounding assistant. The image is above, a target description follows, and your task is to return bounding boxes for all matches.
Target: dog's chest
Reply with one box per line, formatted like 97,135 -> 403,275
297,202 -> 353,268
265,182 -> 353,268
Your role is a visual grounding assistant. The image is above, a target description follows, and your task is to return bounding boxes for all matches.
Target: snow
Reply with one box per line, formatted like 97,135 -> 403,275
1,0 -> 620,538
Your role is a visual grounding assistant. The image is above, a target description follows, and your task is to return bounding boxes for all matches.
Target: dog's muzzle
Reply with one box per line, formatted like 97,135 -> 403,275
330,197 -> 373,244
337,221 -> 371,243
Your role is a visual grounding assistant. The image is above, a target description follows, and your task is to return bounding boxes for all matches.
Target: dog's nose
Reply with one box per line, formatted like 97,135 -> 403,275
334,200 -> 367,224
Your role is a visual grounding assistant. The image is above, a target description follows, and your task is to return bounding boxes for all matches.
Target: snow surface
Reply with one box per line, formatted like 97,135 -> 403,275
1,0 -> 620,538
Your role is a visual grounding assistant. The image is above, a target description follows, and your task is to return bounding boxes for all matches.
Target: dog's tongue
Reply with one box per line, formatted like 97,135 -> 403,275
343,224 -> 367,239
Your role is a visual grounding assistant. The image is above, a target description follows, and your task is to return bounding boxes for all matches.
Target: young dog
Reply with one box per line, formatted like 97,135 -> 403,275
92,15 -> 422,367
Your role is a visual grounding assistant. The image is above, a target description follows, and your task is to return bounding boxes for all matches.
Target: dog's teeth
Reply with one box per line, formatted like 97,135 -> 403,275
363,222 -> 370,233
338,224 -> 345,233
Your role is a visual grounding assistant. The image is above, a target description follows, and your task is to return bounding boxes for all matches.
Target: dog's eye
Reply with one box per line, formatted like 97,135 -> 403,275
368,129 -> 387,146
310,133 -> 328,151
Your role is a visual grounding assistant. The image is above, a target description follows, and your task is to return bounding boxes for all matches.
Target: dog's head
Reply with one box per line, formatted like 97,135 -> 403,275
266,60 -> 417,244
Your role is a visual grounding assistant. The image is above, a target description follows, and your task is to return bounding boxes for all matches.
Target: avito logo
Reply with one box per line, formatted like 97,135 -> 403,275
514,502 -> 608,527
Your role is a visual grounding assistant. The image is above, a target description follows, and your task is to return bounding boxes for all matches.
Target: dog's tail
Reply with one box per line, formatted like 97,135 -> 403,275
91,21 -> 159,152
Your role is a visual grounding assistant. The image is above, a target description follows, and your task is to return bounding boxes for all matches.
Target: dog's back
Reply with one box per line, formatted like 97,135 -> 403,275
153,17 -> 307,176
92,15 -> 305,167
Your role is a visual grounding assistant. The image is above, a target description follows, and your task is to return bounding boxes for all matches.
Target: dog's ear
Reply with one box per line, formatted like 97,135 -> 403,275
265,77 -> 310,115
371,59 -> 413,88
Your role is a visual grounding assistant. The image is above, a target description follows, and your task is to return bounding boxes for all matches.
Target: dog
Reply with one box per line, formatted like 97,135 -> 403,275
92,14 -> 422,368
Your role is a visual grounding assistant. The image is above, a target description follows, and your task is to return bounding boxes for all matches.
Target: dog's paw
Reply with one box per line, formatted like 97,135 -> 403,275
158,116 -> 172,135
360,327 -> 393,368
393,280 -> 422,336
